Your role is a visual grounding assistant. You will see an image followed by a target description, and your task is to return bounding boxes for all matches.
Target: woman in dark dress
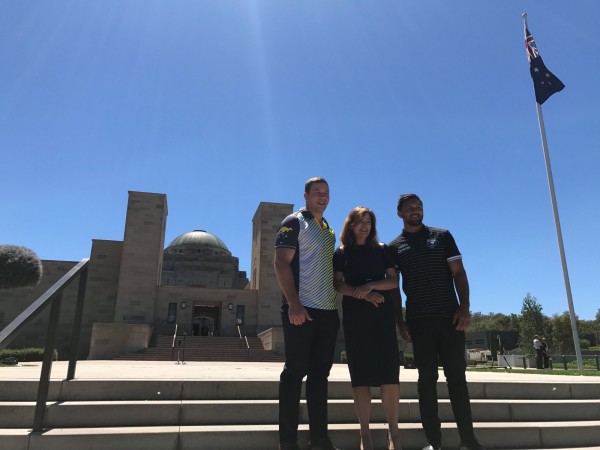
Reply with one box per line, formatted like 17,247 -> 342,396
333,207 -> 402,450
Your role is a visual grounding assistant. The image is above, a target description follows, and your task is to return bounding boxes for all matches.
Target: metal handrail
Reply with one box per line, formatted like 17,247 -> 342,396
170,324 -> 178,361
0,258 -> 89,432
176,333 -> 187,364
237,324 -> 250,360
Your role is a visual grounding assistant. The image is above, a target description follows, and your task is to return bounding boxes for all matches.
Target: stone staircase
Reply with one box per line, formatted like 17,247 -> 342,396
115,335 -> 285,363
1,372 -> 599,450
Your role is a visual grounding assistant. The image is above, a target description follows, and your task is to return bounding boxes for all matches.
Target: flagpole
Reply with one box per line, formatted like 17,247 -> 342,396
523,13 -> 583,371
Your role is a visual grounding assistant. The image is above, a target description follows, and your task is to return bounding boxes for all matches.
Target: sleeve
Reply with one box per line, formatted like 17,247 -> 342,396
386,236 -> 402,272
332,247 -> 346,273
382,244 -> 396,269
444,231 -> 462,262
275,214 -> 300,249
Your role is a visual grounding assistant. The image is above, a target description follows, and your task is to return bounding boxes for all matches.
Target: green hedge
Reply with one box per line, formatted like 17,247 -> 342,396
0,348 -> 58,362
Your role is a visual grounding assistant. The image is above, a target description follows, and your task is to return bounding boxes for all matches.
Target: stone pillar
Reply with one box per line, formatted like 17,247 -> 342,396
251,202 -> 293,331
113,191 -> 167,324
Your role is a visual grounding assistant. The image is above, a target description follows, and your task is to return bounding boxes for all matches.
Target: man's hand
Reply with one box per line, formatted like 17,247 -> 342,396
362,291 -> 385,307
288,302 -> 312,325
453,304 -> 471,331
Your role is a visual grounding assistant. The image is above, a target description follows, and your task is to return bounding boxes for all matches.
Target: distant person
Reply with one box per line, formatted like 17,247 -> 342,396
333,207 -> 402,450
388,194 -> 486,450
541,337 -> 550,369
533,335 -> 543,369
274,177 -> 340,450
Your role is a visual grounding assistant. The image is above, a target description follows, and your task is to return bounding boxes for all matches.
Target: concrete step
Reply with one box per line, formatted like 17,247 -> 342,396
2,399 -> 600,428
1,421 -> 600,450
1,379 -> 600,402
1,367 -> 599,450
114,352 -> 285,362
116,335 -> 285,362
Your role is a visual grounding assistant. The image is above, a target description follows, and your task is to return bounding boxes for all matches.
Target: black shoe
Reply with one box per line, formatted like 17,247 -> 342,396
308,436 -> 340,450
458,443 -> 486,450
278,442 -> 301,450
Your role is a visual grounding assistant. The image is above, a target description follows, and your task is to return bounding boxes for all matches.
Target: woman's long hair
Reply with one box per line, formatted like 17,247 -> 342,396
339,206 -> 378,248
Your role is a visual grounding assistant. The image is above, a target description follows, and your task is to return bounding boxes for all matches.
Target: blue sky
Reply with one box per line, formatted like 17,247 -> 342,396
2,1 -> 599,319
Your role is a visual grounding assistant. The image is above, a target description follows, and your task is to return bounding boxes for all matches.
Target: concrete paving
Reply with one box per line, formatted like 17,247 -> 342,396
2,361 -> 599,449
1,360 -> 598,383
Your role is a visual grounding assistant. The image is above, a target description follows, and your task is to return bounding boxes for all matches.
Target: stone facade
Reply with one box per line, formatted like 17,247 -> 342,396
0,260 -> 81,358
114,192 -> 167,324
251,202 -> 294,329
0,191 -> 293,359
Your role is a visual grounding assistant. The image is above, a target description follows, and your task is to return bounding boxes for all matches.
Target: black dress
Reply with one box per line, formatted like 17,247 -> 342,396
333,244 -> 400,387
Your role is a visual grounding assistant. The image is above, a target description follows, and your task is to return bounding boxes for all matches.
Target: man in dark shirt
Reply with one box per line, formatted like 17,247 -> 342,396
388,194 -> 485,450
274,177 -> 340,450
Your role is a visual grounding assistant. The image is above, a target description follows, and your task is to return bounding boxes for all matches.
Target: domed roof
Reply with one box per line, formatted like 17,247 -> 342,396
165,230 -> 230,254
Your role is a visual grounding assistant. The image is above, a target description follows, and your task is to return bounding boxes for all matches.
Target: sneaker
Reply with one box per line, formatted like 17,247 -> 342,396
458,443 -> 486,450
308,436 -> 340,450
278,443 -> 301,450
422,445 -> 441,450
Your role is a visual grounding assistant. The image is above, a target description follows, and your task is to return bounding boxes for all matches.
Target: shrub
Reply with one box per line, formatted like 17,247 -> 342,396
0,348 -> 58,363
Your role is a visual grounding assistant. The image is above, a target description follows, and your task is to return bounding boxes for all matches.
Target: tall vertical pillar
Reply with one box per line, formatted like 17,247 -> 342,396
251,202 -> 293,331
113,191 -> 168,324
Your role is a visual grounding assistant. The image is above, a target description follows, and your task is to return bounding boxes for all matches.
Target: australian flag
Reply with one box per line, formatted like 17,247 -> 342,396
525,28 -> 565,105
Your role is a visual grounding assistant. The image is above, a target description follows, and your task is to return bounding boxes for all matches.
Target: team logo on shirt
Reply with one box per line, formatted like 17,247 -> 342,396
396,244 -> 410,254
278,226 -> 293,234
427,238 -> 437,248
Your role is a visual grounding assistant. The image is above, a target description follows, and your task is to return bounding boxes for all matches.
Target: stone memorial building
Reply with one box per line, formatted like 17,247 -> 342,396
0,191 -> 294,359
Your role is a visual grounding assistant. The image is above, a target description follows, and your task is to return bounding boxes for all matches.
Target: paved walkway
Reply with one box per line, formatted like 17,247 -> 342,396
1,360 -> 598,383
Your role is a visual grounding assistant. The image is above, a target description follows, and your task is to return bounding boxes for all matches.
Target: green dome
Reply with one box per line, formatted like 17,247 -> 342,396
165,230 -> 230,255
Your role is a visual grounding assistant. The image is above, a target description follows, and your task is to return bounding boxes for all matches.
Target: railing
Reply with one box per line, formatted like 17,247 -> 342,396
176,333 -> 187,364
237,324 -> 250,360
490,353 -> 600,370
0,258 -> 89,432
170,324 -> 178,361
558,354 -> 600,371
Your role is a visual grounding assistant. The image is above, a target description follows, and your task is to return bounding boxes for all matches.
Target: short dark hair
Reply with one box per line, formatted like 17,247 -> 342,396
397,193 -> 422,211
305,177 -> 329,193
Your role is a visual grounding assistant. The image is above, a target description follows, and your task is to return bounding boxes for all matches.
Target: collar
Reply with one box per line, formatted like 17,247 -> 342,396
300,207 -> 329,230
402,224 -> 428,237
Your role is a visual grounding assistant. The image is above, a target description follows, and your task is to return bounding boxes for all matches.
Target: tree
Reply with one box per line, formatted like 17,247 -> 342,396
595,309 -> 600,346
469,312 -> 521,332
579,318 -> 598,347
548,312 -> 579,354
518,293 -> 547,352
496,313 -> 521,332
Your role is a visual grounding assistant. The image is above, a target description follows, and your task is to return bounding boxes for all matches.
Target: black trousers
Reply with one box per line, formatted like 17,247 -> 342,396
535,349 -> 544,369
409,317 -> 476,448
279,305 -> 340,444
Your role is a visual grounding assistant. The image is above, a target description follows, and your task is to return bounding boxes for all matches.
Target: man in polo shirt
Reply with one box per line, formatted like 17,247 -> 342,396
274,177 -> 340,450
389,194 -> 485,450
